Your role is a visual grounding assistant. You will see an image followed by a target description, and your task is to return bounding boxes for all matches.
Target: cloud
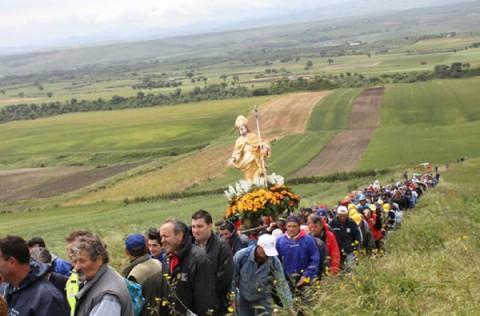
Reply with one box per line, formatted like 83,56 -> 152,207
0,0 -> 329,49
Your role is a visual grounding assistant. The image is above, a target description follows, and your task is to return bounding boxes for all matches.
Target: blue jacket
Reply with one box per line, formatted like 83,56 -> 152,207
51,254 -> 72,277
232,245 -> 292,306
276,230 -> 319,281
0,259 -> 70,316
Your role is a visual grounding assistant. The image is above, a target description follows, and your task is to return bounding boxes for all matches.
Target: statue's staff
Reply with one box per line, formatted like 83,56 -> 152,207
254,105 -> 268,187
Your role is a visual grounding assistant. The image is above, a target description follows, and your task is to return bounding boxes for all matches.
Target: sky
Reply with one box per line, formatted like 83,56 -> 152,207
0,0 -> 335,51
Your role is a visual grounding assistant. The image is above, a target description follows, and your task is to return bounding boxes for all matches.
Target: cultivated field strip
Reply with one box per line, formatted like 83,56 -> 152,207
293,86 -> 384,177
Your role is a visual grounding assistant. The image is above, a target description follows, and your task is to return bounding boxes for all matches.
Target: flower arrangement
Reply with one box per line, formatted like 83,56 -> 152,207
224,173 -> 300,221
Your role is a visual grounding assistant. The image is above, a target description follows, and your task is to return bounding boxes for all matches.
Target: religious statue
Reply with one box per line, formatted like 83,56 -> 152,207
226,115 -> 270,181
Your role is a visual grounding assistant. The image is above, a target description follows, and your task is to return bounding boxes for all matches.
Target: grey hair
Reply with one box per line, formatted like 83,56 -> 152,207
70,234 -> 109,264
30,247 -> 52,264
162,218 -> 188,236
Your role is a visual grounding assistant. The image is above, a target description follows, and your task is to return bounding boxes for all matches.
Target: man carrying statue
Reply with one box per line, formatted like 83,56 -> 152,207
226,115 -> 271,181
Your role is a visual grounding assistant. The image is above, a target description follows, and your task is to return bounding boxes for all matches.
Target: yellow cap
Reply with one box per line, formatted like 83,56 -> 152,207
351,213 -> 363,225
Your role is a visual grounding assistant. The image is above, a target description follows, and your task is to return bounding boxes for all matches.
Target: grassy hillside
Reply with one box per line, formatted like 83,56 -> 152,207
0,159 -> 478,315
311,159 -> 480,315
0,96 -> 272,167
359,77 -> 480,169
307,88 -> 363,131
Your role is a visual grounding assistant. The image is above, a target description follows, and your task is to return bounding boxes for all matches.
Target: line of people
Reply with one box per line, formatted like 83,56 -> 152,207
0,172 -> 438,316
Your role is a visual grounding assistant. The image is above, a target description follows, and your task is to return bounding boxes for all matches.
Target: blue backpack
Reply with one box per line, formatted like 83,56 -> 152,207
124,278 -> 145,316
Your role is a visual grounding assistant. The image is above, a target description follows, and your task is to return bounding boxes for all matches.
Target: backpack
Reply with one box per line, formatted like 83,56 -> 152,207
124,277 -> 145,316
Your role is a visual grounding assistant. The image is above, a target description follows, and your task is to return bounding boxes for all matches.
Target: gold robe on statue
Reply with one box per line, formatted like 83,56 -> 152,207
231,133 -> 270,181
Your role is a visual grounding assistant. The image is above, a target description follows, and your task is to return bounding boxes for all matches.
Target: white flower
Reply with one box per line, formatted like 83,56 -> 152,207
267,173 -> 284,185
240,179 -> 253,194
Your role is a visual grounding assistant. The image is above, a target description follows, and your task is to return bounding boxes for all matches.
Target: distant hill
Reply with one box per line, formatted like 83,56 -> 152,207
0,0 -> 479,75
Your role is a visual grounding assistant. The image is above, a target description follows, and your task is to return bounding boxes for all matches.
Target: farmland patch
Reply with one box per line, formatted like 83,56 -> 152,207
293,86 -> 384,177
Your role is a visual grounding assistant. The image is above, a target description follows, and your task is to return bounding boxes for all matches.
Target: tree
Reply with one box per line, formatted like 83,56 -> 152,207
232,75 -> 240,86
47,92 -> 53,97
305,60 -> 313,70
220,74 -> 228,83
327,59 -> 334,65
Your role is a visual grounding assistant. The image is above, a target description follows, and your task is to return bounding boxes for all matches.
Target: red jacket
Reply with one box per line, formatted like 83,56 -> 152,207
321,219 -> 341,275
368,214 -> 383,241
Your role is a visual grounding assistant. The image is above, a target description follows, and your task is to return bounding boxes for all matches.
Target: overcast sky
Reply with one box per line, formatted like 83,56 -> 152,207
0,0 -> 338,51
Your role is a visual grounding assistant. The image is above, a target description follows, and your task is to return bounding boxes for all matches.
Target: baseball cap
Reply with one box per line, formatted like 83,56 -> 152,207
257,234 -> 278,257
337,206 -> 348,215
125,234 -> 146,253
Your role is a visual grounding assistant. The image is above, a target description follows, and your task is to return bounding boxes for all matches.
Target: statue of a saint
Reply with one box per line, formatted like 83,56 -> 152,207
226,115 -> 270,181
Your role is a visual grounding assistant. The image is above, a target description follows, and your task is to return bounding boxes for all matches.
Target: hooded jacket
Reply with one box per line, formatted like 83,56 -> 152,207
312,217 -> 341,275
276,229 -> 319,282
0,259 -> 70,316
161,237 -> 219,316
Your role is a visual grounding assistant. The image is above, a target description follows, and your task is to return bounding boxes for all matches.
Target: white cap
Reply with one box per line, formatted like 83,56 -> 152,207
257,234 -> 278,257
337,206 -> 348,215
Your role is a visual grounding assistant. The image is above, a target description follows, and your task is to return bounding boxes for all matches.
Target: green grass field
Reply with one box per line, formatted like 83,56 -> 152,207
358,77 -> 480,170
0,96 -> 272,164
307,88 -> 363,131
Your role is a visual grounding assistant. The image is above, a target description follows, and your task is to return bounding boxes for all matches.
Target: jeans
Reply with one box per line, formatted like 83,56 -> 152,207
237,295 -> 273,316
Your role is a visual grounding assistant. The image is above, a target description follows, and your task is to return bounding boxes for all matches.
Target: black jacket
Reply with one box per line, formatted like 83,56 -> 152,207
330,216 -> 361,255
202,233 -> 233,314
161,238 -> 219,316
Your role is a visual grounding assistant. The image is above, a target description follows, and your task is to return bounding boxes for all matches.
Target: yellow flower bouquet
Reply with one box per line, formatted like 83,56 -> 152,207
224,174 -> 300,223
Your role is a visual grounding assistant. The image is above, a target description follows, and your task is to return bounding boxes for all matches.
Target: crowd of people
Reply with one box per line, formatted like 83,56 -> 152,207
0,170 -> 440,316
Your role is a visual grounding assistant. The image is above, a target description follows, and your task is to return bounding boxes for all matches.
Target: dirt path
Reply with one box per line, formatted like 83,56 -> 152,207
292,86 -> 385,177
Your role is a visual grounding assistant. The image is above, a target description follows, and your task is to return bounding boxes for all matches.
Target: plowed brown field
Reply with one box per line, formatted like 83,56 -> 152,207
0,162 -> 145,202
292,86 -> 384,177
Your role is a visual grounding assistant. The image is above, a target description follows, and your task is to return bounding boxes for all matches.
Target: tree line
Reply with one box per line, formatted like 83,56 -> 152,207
1,63 -> 479,124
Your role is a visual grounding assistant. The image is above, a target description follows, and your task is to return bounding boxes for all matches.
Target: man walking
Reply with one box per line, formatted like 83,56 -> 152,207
276,215 -> 319,292
330,206 -> 362,271
232,234 -> 293,316
191,210 -> 233,314
0,235 -> 70,316
122,233 -> 163,316
70,234 -> 133,316
159,218 -> 218,315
